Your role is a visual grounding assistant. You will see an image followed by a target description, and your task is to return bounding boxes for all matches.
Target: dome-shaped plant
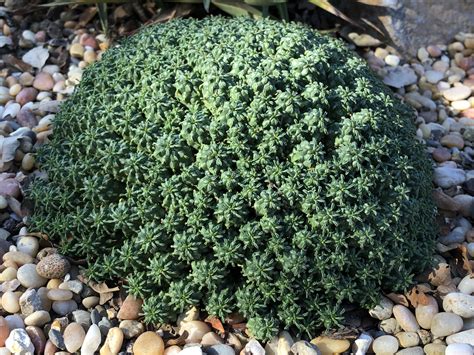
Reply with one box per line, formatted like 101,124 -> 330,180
29,17 -> 436,339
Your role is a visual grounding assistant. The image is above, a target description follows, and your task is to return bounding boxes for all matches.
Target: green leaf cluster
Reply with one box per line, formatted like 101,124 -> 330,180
29,17 -> 437,339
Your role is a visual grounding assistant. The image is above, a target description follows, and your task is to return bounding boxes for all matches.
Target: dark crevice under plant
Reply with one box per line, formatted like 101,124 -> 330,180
28,17 -> 437,340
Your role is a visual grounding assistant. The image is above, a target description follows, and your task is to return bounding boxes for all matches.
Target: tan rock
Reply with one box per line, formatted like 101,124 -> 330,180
310,336 -> 350,354
415,295 -> 439,329
0,317 -> 9,347
70,43 -> 84,58
393,305 -> 420,332
179,321 -> 210,343
132,331 -> 164,355
117,295 -> 142,320
64,322 -> 85,353
441,134 -> 465,149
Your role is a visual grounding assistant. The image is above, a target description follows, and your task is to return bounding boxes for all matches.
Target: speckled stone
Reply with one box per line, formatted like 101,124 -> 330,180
36,254 -> 70,279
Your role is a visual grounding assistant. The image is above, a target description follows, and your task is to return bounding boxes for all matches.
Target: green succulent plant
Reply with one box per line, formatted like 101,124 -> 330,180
29,16 -> 436,339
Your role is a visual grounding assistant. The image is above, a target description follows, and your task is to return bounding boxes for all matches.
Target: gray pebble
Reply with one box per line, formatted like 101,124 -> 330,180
207,344 -> 235,355
19,289 -> 43,316
98,317 -> 112,336
91,309 -> 101,325
72,310 -> 91,329
48,328 -> 65,350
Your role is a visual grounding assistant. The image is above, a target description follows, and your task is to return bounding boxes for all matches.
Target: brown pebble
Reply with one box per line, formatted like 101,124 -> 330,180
117,295 -> 142,320
26,325 -> 46,355
0,316 -> 9,346
15,87 -> 38,106
44,339 -> 57,355
432,147 -> 451,162
133,331 -> 164,355
33,72 -> 54,91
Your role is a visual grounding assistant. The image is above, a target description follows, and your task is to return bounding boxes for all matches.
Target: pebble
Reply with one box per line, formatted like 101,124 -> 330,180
133,331 -> 164,355
396,347 -> 424,355
101,327 -> 123,354
393,305 -> 420,332
434,167 -> 466,188
44,339 -> 57,355
369,296 -> 394,320
310,336 -> 350,354
2,103 -> 20,119
81,324 -> 101,355
82,296 -> 99,309
179,346 -> 203,355
16,237 -> 39,257
179,321 -> 210,343
452,100 -> 472,111
5,329 -> 34,354
22,46 -> 49,69
431,312 -> 464,337
19,289 -> 43,316
446,329 -> 474,345
385,54 -> 400,66
396,332 -> 420,348
372,335 -> 399,354
36,254 -> 70,279
164,345 -> 182,355
444,292 -> 474,318
64,322 -> 85,353
443,85 -> 472,101
24,311 -> 50,327
0,317 -> 9,347
207,344 -> 235,355
70,43 -> 84,58
352,333 -> 373,355
201,332 -> 223,347
119,320 -> 144,339
441,134 -> 465,148
426,70 -> 444,84
289,341 -> 321,355
52,300 -> 77,315
2,291 -> 20,314
117,295 -> 142,320
415,296 -> 438,330
446,343 -> 473,355
15,87 -> 37,106
244,339 -> 265,355
3,251 -> 33,265
17,264 -> 47,288
459,275 -> 474,294
424,343 -> 447,355
25,325 -> 45,354
5,315 -> 24,330
72,310 -> 91,329
47,289 -> 72,301
32,72 -> 54,91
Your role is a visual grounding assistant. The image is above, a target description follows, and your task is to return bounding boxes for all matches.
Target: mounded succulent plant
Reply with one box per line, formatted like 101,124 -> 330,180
29,17 -> 436,339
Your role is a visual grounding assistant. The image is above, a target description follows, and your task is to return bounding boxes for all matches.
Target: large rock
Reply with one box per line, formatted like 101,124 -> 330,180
341,0 -> 474,56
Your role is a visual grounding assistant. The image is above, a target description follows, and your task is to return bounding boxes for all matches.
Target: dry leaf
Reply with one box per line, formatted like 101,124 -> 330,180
385,292 -> 410,307
78,6 -> 98,27
406,285 -> 431,307
77,276 -> 119,305
449,245 -> 473,277
6,196 -> 24,218
166,331 -> 187,346
205,316 -> 225,334
2,54 -> 32,72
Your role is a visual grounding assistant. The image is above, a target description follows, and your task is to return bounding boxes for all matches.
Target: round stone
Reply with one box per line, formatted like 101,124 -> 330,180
36,254 -> 70,279
164,345 -> 182,355
52,300 -> 77,316
446,329 -> 474,345
451,100 -> 471,111
441,134 -> 464,149
17,264 -> 47,288
443,85 -> 472,101
369,296 -> 394,320
103,327 -> 123,354
5,329 -> 34,354
207,344 -> 235,355
396,346 -> 424,355
415,295 -> 439,329
395,332 -> 420,348
3,251 -> 33,266
117,295 -> 142,320
179,321 -> 210,343
16,237 -> 39,257
2,292 -> 20,314
393,305 -> 420,332
119,320 -> 144,339
201,332 -> 224,347
459,275 -> 474,295
310,336 -> 350,354
64,322 -> 85,353
0,317 -> 10,347
70,43 -> 84,58
424,343 -> 447,355
385,54 -> 400,67
82,296 -> 99,309
82,324 -> 101,355
5,315 -> 25,330
443,292 -> 474,318
25,325 -> 46,355
47,289 -> 73,301
372,335 -> 399,354
431,312 -> 465,337
33,72 -> 54,91
446,343 -> 473,355
432,147 -> 451,163
133,331 -> 164,355
15,87 -> 38,106
24,311 -> 51,327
